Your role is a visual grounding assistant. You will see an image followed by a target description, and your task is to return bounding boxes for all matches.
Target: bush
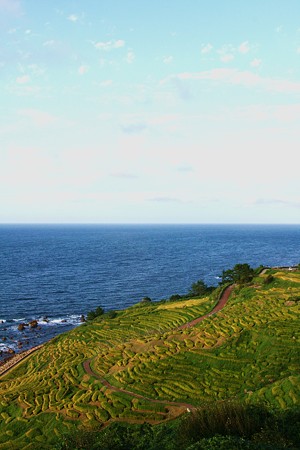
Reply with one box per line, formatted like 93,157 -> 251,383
177,402 -> 271,447
169,294 -> 182,301
188,280 -> 213,298
86,306 -> 104,321
263,275 -> 274,285
220,264 -> 255,285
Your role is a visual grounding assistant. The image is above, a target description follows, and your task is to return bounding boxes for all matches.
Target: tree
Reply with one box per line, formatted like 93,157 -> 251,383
220,263 -> 254,285
86,306 -> 104,321
188,280 -> 212,297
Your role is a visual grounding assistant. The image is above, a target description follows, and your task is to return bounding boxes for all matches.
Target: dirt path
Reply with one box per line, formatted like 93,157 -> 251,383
82,285 -> 235,414
83,359 -> 196,412
178,284 -> 234,330
1,284 -> 234,384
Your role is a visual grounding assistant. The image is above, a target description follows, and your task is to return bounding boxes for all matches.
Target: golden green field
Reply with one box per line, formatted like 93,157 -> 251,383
0,268 -> 299,449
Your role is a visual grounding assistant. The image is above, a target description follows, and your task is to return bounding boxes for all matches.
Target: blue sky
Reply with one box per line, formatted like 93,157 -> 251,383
1,0 -> 300,223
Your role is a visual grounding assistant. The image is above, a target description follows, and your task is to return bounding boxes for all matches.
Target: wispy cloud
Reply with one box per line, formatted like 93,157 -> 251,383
238,41 -> 250,54
18,109 -> 57,126
255,198 -> 300,208
67,14 -> 78,22
95,39 -> 125,51
201,43 -> 213,54
0,0 -> 21,15
111,172 -> 138,179
16,75 -> 30,84
78,65 -> 89,75
148,196 -> 183,203
218,44 -> 235,63
250,58 -> 262,67
177,165 -> 193,173
99,80 -> 113,87
126,51 -> 135,63
171,77 -> 192,100
175,69 -> 300,93
163,55 -> 173,64
121,122 -> 147,134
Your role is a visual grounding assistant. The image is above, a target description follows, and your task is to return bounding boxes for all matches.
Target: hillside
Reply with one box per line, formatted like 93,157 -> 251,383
0,268 -> 299,449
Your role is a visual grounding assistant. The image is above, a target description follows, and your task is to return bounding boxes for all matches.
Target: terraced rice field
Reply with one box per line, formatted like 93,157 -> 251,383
0,270 -> 299,449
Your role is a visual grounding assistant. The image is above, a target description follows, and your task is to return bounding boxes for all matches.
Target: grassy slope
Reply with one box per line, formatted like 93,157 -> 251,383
0,270 -> 299,449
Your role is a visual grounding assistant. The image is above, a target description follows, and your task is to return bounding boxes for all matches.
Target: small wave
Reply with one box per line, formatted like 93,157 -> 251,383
12,318 -> 26,322
0,319 -> 6,323
0,342 -> 17,352
35,315 -> 82,326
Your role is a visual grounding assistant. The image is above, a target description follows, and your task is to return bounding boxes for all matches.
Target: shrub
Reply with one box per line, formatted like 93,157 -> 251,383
86,306 -> 104,321
263,275 -> 274,285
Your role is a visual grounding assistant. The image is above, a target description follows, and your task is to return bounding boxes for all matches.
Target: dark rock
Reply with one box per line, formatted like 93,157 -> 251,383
18,323 -> 26,331
29,320 -> 38,328
80,314 -> 86,322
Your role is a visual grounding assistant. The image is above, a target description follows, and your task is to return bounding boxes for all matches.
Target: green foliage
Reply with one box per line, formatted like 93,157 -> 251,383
179,405 -> 300,450
105,310 -> 117,319
169,294 -> 182,301
86,306 -> 104,321
221,263 -> 255,285
263,275 -> 274,285
0,266 -> 299,449
188,280 -> 213,297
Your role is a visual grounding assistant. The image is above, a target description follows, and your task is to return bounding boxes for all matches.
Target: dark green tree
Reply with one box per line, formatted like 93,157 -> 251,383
220,264 -> 254,285
188,280 -> 212,297
86,306 -> 104,321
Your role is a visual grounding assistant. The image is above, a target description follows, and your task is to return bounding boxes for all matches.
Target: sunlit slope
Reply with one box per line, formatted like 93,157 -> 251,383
0,270 -> 299,449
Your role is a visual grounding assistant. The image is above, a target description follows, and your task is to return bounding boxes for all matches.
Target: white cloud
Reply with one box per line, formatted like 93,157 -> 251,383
16,75 -> 30,84
250,58 -> 261,67
148,196 -> 183,203
126,51 -> 135,63
78,65 -> 89,75
43,40 -> 55,47
95,39 -> 125,51
121,122 -> 147,134
220,54 -> 234,63
0,0 -> 21,14
163,55 -> 173,64
176,69 -> 300,93
201,43 -> 213,54
68,14 -> 78,22
99,79 -> 113,87
18,109 -> 57,126
111,172 -> 138,179
238,41 -> 250,54
255,198 -> 300,208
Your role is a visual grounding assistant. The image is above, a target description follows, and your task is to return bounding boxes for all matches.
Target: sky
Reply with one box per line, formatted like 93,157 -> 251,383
1,0 -> 300,224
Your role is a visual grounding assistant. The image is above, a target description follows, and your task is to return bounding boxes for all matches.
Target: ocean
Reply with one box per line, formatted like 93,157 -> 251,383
0,224 -> 299,358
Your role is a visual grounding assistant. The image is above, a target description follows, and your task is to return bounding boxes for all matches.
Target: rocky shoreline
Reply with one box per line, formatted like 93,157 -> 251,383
0,344 -> 43,377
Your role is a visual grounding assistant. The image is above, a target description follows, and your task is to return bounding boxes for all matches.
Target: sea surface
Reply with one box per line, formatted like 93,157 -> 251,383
0,224 -> 299,358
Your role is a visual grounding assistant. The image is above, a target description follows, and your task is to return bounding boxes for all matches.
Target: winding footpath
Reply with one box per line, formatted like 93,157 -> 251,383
1,284 -> 233,397
82,285 -> 234,415
178,284 -> 234,330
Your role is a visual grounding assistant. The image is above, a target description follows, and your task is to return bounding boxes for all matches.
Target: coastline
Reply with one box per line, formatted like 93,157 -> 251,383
0,344 -> 43,377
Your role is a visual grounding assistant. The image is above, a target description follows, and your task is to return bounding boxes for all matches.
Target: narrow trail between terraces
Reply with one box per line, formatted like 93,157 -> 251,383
178,284 -> 234,329
82,284 -> 235,417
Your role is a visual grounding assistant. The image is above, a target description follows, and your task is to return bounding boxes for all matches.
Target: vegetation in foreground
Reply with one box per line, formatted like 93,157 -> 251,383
0,266 -> 299,449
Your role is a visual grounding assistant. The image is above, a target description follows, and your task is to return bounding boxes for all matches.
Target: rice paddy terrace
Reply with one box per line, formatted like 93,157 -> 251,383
0,268 -> 299,449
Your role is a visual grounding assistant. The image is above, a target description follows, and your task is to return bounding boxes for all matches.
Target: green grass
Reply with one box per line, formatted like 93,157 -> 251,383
0,269 -> 299,448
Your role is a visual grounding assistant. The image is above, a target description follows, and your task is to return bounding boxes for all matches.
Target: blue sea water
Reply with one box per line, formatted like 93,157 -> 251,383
0,224 -> 299,358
